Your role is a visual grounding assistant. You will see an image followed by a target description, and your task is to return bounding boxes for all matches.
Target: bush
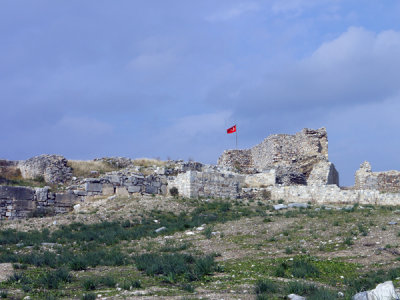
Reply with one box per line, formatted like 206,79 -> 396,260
202,226 -> 213,239
291,258 -> 320,278
81,293 -> 96,300
83,277 -> 97,291
169,187 -> 179,197
287,281 -> 317,295
39,268 -> 71,289
254,279 -> 278,294
134,253 -> 217,282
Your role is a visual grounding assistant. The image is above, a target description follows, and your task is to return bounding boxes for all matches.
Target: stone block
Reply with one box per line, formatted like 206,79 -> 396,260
145,185 -> 158,195
109,175 -> 121,185
160,184 -> 167,195
74,190 -> 87,196
102,184 -> 115,196
151,181 -> 162,188
128,186 -> 141,193
0,186 -> 35,201
13,200 -> 35,210
35,187 -> 49,202
85,182 -> 102,193
55,193 -> 78,207
116,186 -> 129,197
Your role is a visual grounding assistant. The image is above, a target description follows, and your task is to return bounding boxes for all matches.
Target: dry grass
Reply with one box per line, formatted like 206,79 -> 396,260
132,158 -> 167,167
67,160 -> 121,177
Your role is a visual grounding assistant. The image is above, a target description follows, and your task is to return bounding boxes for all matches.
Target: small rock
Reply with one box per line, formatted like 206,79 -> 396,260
73,204 -> 81,211
288,294 -> 306,300
155,227 -> 166,233
53,221 -> 57,225
185,231 -> 195,236
274,204 -> 288,210
338,291 -> 344,297
288,203 -> 308,209
196,227 -> 204,231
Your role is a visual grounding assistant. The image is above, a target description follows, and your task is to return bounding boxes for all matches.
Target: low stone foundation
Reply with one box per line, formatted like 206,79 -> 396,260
0,186 -> 81,219
266,185 -> 400,206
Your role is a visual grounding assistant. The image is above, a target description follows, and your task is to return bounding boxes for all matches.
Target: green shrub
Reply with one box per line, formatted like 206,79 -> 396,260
39,268 -> 71,289
202,226 -> 213,239
83,277 -> 97,291
121,279 -> 141,290
81,293 -> 96,300
134,253 -> 217,282
287,281 -> 317,295
99,275 -> 116,288
255,279 -> 278,294
291,258 -> 320,278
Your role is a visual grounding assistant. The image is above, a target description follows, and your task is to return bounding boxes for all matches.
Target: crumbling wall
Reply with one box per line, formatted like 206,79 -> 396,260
18,155 -> 72,184
84,173 -> 168,196
217,149 -> 255,173
168,170 -> 245,199
264,185 -> 400,206
217,128 -> 336,185
355,161 -> 400,193
0,186 -> 81,219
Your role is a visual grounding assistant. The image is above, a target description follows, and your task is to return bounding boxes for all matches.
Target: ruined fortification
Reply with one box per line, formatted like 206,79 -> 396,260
218,127 -> 338,186
1,127 -> 400,219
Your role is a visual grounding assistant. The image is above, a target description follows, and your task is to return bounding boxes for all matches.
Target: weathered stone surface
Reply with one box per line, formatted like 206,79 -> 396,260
274,204 -> 288,210
169,170 -> 245,199
218,128 -> 331,184
128,186 -> 141,193
85,182 -> 102,193
35,187 -> 49,202
102,184 -> 114,196
244,171 -> 275,188
0,186 -> 34,201
18,154 -> 72,184
308,161 -> 339,186
355,161 -> 400,192
116,186 -> 129,197
0,263 -> 14,282
145,185 -> 158,195
55,193 -> 78,207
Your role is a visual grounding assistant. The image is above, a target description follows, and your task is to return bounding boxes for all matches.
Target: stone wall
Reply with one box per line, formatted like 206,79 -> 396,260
217,128 -> 338,186
168,170 -> 246,199
0,186 -> 81,219
84,172 -> 168,196
264,185 -> 400,206
355,161 -> 400,193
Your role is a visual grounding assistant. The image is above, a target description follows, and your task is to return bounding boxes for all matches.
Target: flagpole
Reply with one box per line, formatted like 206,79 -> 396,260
235,126 -> 237,149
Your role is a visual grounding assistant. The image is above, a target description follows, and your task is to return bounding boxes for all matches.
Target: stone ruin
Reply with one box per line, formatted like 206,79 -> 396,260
218,127 -> 339,186
355,161 -> 400,193
2,127 -> 400,219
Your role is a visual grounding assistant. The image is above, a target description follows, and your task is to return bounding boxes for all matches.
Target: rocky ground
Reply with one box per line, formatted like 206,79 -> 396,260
0,193 -> 400,299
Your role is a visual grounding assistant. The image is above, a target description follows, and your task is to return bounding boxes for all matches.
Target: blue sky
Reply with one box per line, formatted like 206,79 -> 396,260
1,1 -> 400,186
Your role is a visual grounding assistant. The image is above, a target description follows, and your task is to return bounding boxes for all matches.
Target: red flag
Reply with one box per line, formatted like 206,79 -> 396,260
227,125 -> 236,134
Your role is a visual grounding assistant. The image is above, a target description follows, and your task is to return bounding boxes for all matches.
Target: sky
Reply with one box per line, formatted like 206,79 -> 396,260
1,0 -> 400,186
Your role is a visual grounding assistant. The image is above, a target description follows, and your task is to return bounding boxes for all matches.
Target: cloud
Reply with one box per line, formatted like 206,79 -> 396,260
205,2 -> 259,22
56,116 -> 114,135
207,27 -> 400,116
